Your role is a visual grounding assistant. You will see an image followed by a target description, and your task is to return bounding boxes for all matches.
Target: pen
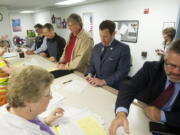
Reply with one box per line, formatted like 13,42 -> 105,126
63,80 -> 72,84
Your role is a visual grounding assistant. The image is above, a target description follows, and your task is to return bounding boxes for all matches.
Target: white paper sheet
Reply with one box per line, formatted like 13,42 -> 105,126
3,52 -> 18,58
62,79 -> 88,93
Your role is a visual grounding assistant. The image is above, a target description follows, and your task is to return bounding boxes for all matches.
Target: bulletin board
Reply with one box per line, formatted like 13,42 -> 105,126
114,20 -> 139,43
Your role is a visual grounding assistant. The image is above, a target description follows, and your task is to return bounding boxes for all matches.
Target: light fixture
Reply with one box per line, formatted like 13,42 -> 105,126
20,11 -> 34,14
55,0 -> 86,5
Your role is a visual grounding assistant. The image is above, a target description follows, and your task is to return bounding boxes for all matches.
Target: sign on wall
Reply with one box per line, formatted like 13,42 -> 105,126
114,20 -> 139,43
83,13 -> 93,37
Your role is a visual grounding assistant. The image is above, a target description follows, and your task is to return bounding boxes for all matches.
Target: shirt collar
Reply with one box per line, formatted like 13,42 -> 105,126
101,38 -> 114,48
108,38 -> 114,47
166,78 -> 180,87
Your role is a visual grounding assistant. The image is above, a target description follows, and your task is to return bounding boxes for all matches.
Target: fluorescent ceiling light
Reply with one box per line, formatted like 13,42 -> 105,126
20,11 -> 34,13
55,0 -> 86,5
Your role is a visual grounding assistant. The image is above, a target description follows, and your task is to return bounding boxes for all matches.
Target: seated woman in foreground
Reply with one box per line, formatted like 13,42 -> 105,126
0,66 -> 64,135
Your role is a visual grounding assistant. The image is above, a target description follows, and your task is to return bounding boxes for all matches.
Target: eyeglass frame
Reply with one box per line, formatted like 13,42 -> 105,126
164,60 -> 180,70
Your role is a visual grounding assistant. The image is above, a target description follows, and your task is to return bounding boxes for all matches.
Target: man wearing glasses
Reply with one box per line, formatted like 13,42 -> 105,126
109,39 -> 180,135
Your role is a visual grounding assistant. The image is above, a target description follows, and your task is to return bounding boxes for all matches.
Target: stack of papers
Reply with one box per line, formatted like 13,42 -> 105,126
50,107 -> 106,135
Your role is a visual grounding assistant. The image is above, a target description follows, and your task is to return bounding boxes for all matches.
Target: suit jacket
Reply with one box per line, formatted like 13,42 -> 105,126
116,60 -> 180,127
59,29 -> 93,73
86,39 -> 131,89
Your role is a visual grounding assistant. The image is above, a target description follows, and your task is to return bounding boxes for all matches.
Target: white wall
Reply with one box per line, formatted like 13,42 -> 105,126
34,0 -> 179,75
9,13 -> 34,39
0,7 -> 12,39
33,11 -> 51,25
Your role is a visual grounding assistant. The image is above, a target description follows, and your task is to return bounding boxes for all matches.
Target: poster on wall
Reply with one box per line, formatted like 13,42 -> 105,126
114,20 -> 139,43
56,17 -> 62,28
163,22 -> 176,29
83,13 -> 93,36
12,19 -> 22,32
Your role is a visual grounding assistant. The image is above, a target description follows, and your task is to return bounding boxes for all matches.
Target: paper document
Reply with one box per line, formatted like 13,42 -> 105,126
119,24 -> 128,35
47,67 -> 59,72
55,123 -> 84,135
77,116 -> 107,135
3,52 -> 18,58
51,115 -> 106,135
62,79 -> 88,93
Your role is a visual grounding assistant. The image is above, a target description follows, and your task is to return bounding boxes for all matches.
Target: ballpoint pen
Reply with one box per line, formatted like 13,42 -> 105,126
63,80 -> 72,84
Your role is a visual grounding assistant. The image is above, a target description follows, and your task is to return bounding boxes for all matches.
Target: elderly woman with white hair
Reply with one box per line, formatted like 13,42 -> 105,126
0,66 -> 64,135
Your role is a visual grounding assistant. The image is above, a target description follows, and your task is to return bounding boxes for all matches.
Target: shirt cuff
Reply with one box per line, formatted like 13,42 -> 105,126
160,110 -> 167,122
116,107 -> 128,115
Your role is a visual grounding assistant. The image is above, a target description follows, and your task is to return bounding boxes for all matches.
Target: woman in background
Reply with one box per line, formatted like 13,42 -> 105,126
156,27 -> 176,56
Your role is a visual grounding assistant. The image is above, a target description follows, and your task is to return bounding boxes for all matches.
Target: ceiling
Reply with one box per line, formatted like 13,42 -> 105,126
0,0 -> 109,11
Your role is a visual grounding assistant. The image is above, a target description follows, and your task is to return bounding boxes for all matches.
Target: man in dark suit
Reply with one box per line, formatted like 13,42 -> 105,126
86,20 -> 131,89
109,39 -> 180,135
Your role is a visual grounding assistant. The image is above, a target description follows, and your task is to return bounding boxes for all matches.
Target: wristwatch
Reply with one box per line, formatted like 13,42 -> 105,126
0,13 -> 3,22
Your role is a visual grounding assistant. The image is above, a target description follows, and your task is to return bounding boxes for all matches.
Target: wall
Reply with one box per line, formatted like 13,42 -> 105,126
33,0 -> 179,75
0,7 -> 12,39
9,13 -> 34,39
33,10 -> 51,25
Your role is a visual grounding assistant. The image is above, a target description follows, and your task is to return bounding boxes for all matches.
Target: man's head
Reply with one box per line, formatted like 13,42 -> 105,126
67,13 -> 82,36
99,20 -> 116,46
34,24 -> 43,35
43,23 -> 55,39
162,27 -> 176,43
164,39 -> 180,82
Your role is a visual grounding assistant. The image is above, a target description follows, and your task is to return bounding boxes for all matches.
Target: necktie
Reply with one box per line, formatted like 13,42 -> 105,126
150,82 -> 175,109
101,47 -> 108,60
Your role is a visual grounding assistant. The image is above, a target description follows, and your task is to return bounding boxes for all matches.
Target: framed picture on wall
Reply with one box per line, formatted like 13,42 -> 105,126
12,19 -> 22,32
114,20 -> 139,43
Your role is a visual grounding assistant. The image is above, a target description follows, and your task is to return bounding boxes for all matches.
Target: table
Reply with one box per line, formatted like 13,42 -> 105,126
6,53 -> 57,70
6,54 -> 152,135
52,72 -> 152,135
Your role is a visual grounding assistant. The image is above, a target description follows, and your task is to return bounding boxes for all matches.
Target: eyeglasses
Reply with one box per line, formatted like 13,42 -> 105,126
164,61 -> 180,70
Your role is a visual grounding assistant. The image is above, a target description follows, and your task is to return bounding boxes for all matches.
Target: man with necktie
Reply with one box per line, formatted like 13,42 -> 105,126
86,20 -> 131,90
109,39 -> 180,135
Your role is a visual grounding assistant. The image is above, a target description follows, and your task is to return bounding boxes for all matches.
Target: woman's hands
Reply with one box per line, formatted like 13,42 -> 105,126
44,108 -> 64,125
